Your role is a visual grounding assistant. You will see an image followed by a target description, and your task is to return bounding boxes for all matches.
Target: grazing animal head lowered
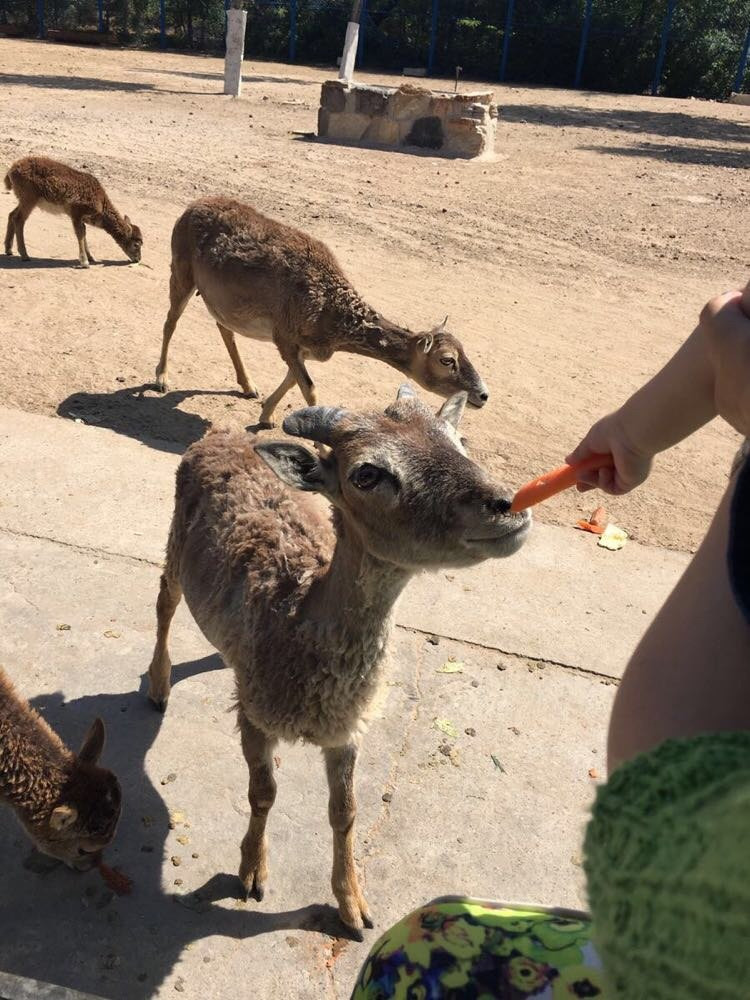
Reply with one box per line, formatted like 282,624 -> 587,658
116,215 -> 143,263
0,667 -> 121,870
256,383 -> 529,570
20,717 -> 121,870
406,317 -> 489,409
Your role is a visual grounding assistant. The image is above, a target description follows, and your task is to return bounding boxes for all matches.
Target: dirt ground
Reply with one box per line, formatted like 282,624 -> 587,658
1,39 -> 747,552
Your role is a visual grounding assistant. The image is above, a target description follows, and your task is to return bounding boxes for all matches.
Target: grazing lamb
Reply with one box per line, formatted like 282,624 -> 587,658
154,197 -> 489,426
4,156 -> 143,268
146,383 -> 530,936
0,667 -> 121,867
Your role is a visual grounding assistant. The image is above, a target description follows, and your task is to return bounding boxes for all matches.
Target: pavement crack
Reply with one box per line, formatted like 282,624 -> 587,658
0,524 -> 162,569
395,623 -> 620,683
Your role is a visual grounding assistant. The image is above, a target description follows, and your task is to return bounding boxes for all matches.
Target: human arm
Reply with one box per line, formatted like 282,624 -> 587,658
568,282 -> 750,495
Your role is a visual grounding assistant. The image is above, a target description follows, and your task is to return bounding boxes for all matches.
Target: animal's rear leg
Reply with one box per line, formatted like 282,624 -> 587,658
325,742 -> 372,939
14,204 -> 32,261
4,207 -> 18,255
147,568 -> 182,712
217,323 -> 259,398
238,713 -> 278,902
155,261 -> 195,392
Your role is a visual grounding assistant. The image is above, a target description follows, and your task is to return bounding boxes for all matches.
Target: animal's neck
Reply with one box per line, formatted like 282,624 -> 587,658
305,514 -> 412,638
0,675 -> 71,820
339,314 -> 416,374
99,198 -> 127,240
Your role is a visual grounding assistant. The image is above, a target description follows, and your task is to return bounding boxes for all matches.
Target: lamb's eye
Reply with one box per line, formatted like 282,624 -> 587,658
440,356 -> 457,368
351,464 -> 382,490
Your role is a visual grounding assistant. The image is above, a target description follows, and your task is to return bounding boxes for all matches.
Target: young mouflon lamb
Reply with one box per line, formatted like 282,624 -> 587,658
0,667 -> 121,867
146,383 -> 530,936
4,156 -> 143,268
155,197 -> 489,426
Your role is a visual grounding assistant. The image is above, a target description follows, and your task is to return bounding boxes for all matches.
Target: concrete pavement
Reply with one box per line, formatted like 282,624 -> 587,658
0,407 -> 689,998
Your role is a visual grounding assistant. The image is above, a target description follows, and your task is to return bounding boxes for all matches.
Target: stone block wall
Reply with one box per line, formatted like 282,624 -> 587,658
317,81 -> 498,159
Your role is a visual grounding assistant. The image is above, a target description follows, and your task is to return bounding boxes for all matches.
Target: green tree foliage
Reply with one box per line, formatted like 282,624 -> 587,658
0,0 -> 747,99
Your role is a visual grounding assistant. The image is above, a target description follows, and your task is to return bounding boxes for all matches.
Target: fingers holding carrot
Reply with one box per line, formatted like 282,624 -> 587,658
565,411 -> 653,497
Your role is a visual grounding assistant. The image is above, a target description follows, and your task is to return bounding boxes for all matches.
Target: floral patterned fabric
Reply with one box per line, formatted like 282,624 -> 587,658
351,898 -> 606,999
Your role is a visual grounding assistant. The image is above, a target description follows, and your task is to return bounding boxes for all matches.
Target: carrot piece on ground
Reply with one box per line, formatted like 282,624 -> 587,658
575,505 -> 608,534
510,454 -> 612,513
98,861 -> 133,895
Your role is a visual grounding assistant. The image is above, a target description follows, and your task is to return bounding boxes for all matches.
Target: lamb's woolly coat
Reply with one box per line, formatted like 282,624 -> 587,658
0,668 -> 72,824
171,428 -> 408,746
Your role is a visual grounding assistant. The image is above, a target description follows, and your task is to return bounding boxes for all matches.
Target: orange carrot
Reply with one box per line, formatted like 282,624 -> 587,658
510,454 -> 612,513
98,860 -> 133,895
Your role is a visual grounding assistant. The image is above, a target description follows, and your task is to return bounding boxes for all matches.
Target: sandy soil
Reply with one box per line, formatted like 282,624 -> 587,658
1,39 -> 748,552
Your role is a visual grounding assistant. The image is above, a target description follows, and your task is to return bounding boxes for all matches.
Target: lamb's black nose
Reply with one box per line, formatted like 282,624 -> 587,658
486,496 -> 512,516
479,391 -> 489,403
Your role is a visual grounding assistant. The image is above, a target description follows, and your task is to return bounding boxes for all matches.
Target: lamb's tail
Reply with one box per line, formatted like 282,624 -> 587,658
3,173 -> 11,191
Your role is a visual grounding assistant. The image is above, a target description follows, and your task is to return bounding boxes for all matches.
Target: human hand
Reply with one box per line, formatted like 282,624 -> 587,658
566,410 -> 654,496
700,283 -> 750,438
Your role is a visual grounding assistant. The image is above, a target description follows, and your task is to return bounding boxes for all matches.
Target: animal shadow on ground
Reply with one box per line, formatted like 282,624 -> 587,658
57,384 -> 253,454
0,256 -> 133,270
0,657 -> 346,1000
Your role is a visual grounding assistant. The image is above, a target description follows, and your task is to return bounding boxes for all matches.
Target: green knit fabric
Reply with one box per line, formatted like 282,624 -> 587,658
584,731 -> 750,999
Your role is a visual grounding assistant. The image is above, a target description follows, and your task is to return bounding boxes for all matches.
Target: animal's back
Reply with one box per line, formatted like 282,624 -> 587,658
5,156 -> 105,209
173,197 -> 353,333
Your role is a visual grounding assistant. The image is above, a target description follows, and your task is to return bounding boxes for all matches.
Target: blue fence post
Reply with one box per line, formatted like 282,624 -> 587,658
651,0 -> 677,96
36,0 -> 44,37
427,0 -> 439,74
97,0 -> 103,32
289,0 -> 297,61
499,0 -> 515,82
574,0 -> 593,89
733,25 -> 750,93
356,0 -> 367,66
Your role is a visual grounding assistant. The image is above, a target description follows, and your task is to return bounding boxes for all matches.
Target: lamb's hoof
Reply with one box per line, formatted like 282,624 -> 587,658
4,249 -> 12,257
148,694 -> 169,714
243,389 -> 260,400
338,898 -> 373,940
256,418 -> 276,430
20,254 -> 29,261
240,873 -> 265,902
154,376 -> 168,394
76,261 -> 90,270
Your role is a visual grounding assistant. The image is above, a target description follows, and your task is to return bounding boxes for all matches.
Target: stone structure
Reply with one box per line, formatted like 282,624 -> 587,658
317,81 -> 498,159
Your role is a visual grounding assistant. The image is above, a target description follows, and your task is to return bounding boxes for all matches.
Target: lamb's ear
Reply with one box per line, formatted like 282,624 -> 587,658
438,315 -> 449,331
78,718 -> 105,765
437,391 -> 468,429
50,804 -> 78,831
255,443 -> 335,494
416,333 -> 434,354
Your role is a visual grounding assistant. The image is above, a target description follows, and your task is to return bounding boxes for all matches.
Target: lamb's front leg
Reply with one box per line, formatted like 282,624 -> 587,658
238,713 -> 278,901
324,741 -> 373,939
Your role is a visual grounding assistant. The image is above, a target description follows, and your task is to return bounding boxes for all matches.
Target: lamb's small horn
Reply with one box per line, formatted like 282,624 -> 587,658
396,383 -> 417,401
283,406 -> 348,444
439,315 -> 449,330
